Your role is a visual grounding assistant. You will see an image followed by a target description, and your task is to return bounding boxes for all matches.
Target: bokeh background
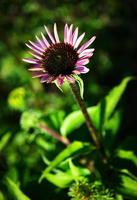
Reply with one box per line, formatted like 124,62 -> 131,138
0,0 -> 137,199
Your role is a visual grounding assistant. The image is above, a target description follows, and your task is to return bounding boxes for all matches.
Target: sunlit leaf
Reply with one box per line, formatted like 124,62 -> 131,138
116,170 -> 137,199
5,177 -> 30,200
40,141 -> 94,181
0,132 -> 11,151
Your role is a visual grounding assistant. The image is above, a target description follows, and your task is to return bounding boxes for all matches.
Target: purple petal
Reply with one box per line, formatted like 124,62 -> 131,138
74,32 -> 85,49
72,27 -> 78,46
29,40 -> 44,52
54,23 -> 60,43
22,58 -> 38,64
77,36 -> 96,53
41,32 -> 50,47
31,71 -> 45,78
76,59 -> 89,66
44,25 -> 55,44
40,74 -> 50,83
75,66 -> 89,73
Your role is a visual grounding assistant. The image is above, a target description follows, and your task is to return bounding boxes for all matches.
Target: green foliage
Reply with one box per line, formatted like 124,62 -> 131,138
61,77 -> 133,137
40,141 -> 94,182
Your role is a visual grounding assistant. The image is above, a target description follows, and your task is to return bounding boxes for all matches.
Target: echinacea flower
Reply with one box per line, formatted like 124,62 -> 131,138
23,24 -> 96,86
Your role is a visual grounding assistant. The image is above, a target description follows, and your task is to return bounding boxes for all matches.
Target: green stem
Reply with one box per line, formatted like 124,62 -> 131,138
69,82 -> 108,164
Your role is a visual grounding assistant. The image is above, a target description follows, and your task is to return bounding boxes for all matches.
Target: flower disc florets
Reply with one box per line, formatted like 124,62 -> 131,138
23,23 -> 96,86
42,42 -> 78,76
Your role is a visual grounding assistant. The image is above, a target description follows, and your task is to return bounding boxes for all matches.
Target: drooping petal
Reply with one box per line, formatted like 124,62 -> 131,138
74,32 -> 85,49
44,25 -> 55,44
41,32 -> 50,47
54,23 -> 60,43
72,70 -> 81,75
76,58 -> 89,66
75,66 -> 89,73
66,75 -> 75,83
40,74 -> 50,83
22,58 -> 38,64
25,43 -> 43,55
64,24 -> 68,43
57,75 -> 65,86
77,36 -> 96,53
72,27 -> 78,46
36,35 -> 46,49
29,40 -> 45,52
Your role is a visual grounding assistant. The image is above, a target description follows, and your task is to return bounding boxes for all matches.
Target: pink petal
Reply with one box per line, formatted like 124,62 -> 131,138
44,25 -> 55,44
29,40 -> 45,52
76,59 -> 89,66
54,23 -> 60,43
29,52 -> 42,60
41,32 -> 50,47
22,58 -> 38,64
68,24 -> 73,44
28,67 -> 43,71
79,48 -> 95,58
36,35 -> 46,49
80,53 -> 93,59
64,24 -> 68,43
72,70 -> 81,75
25,43 -> 43,55
72,27 -> 78,46
75,66 -> 89,73
74,32 -> 85,49
77,36 -> 96,53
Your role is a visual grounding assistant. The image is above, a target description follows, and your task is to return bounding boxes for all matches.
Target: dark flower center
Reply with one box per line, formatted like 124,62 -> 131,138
42,42 -> 78,76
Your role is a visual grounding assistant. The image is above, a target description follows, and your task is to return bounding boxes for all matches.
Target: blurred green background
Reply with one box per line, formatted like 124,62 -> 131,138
0,0 -> 137,199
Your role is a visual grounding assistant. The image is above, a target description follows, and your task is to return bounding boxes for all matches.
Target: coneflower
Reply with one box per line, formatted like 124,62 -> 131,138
23,23 -> 95,86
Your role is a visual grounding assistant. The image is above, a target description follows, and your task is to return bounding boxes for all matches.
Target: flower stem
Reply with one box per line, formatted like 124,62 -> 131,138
69,82 -> 108,164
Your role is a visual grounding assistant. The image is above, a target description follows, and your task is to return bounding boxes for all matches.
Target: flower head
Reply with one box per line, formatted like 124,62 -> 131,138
23,24 -> 96,86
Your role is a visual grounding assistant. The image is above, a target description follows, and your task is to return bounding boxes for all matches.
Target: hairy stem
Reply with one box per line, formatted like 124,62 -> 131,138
69,82 -> 108,164
39,123 -> 70,146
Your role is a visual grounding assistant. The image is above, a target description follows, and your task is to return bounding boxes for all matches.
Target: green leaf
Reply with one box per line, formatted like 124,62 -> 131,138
44,171 -> 73,188
61,77 -> 134,136
40,141 -> 94,181
5,177 -> 30,200
116,149 -> 137,167
0,132 -> 11,151
116,170 -> 137,199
